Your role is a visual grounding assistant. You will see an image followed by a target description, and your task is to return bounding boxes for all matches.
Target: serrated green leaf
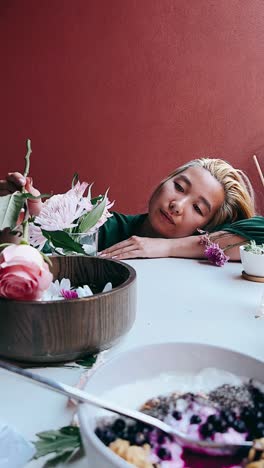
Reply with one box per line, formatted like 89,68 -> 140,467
43,450 -> 74,467
0,192 -> 25,230
78,190 -> 108,233
33,426 -> 81,459
36,430 -> 61,441
42,230 -> 85,254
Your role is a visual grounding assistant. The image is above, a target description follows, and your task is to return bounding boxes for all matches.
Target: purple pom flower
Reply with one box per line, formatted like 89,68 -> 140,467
61,289 -> 79,299
204,243 -> 230,267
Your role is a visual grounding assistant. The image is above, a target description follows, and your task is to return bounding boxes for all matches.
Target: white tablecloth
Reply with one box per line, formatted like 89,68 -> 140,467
0,258 -> 263,467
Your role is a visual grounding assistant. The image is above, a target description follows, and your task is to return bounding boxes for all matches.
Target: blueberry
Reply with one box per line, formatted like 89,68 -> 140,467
255,421 -> 264,438
190,414 -> 201,425
157,433 -> 166,444
113,418 -> 126,435
127,425 -> 137,444
95,427 -> 104,440
172,410 -> 182,420
220,410 -> 236,426
101,429 -> 116,445
256,410 -> 264,421
207,414 -> 223,432
157,447 -> 172,460
134,432 -> 146,445
241,408 -> 254,424
257,401 -> 264,411
233,419 -> 247,433
200,422 -> 215,439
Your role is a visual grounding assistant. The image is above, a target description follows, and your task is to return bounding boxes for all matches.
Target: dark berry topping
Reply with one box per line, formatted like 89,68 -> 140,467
172,410 -> 182,420
134,432 -> 147,445
190,414 -> 202,425
113,418 -> 126,435
232,419 -> 247,433
255,421 -> 264,438
256,410 -> 264,421
157,447 -> 172,460
101,429 -> 116,445
220,410 -> 236,426
200,422 -> 215,439
157,433 -> 166,444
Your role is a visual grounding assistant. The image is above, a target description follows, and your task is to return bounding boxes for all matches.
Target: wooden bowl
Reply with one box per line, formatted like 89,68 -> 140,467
0,256 -> 136,363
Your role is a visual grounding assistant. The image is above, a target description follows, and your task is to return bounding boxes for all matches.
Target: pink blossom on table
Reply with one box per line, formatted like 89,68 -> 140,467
204,243 -> 230,267
61,289 -> 79,299
0,244 -> 53,301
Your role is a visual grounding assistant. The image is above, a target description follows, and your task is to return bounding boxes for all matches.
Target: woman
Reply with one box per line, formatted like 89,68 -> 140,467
1,158 -> 263,261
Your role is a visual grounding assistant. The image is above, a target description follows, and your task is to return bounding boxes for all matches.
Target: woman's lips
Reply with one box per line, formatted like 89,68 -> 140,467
160,210 -> 175,225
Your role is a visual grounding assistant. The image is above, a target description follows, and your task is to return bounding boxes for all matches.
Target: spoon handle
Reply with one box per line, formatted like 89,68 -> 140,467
0,360 -> 252,454
0,360 -> 171,433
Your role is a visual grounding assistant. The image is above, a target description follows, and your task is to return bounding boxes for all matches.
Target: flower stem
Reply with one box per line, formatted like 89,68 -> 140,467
23,139 -> 32,178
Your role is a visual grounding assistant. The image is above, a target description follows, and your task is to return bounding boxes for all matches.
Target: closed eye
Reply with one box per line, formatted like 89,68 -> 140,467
193,204 -> 203,216
174,182 -> 184,192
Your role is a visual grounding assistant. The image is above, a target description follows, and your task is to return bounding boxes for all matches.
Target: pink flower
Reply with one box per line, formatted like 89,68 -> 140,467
204,243 -> 230,267
29,224 -> 47,251
0,244 -> 53,301
61,289 -> 78,299
32,181 -> 93,233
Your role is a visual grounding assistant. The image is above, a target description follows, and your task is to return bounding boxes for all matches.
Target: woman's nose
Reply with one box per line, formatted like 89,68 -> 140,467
169,200 -> 184,215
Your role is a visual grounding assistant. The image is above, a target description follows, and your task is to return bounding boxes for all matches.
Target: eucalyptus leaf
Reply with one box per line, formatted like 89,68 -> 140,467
42,230 -> 85,254
33,426 -> 81,460
78,190 -> 108,233
0,192 -> 25,230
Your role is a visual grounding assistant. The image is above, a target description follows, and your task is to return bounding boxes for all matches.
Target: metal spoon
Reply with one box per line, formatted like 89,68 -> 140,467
0,360 -> 252,456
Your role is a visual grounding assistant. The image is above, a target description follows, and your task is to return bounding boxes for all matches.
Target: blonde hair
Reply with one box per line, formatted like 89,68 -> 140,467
155,158 -> 255,230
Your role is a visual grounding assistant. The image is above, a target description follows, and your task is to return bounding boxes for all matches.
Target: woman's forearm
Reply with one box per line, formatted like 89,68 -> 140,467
168,232 -> 245,261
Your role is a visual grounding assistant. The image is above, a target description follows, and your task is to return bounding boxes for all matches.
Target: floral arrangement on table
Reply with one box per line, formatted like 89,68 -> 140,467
0,139 -> 113,301
244,240 -> 264,255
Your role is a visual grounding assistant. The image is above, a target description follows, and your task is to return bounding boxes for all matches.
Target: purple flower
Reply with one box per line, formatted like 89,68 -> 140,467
61,289 -> 79,299
204,243 -> 230,267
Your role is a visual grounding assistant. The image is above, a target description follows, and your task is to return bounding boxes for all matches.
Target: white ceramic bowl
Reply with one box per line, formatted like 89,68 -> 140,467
240,245 -> 264,277
78,342 -> 264,468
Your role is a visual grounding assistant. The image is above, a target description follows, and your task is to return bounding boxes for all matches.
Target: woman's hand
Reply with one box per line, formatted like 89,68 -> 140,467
99,236 -> 173,259
0,172 -> 42,216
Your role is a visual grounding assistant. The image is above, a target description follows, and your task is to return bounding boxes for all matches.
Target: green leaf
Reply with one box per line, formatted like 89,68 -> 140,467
33,426 -> 81,459
75,353 -> 97,368
41,230 -> 85,254
0,192 -> 25,230
78,189 -> 108,233
43,450 -> 76,467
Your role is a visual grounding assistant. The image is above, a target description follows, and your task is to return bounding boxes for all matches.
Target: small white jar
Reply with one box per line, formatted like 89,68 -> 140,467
240,245 -> 264,277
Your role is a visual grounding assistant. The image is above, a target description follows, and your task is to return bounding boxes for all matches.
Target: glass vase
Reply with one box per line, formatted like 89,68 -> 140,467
67,230 -> 98,256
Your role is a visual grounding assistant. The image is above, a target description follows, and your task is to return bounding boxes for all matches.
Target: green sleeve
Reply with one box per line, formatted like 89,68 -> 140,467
98,212 -> 147,251
211,216 -> 264,243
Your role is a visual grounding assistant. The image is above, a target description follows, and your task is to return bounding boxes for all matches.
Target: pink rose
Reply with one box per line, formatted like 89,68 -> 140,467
0,244 -> 53,301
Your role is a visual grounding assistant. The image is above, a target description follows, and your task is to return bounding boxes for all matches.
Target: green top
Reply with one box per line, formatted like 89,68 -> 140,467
98,213 -> 264,251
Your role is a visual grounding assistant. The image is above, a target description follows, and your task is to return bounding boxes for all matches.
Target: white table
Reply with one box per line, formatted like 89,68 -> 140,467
0,258 -> 263,467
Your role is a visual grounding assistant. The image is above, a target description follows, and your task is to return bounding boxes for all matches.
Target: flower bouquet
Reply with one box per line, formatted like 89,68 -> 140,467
0,140 -> 136,363
0,139 -> 113,301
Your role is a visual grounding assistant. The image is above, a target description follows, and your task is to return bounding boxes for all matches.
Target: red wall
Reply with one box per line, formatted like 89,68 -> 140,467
1,0 -> 263,214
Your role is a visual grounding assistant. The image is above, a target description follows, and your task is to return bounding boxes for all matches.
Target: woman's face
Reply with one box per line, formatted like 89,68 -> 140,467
148,166 -> 225,238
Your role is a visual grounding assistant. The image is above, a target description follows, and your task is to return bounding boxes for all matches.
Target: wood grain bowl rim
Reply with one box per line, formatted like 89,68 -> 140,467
0,257 -> 136,306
